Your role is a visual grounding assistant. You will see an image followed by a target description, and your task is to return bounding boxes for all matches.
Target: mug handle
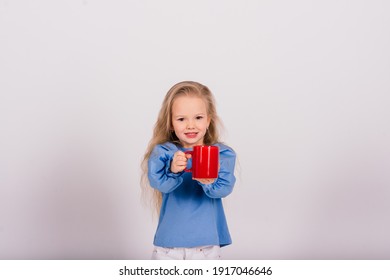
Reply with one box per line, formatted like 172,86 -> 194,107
184,151 -> 192,172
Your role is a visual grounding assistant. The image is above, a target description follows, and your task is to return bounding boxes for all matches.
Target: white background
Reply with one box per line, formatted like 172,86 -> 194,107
1,0 -> 389,259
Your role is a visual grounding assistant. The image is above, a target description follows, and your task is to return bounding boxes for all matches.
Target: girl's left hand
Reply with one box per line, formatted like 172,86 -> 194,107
195,178 -> 216,184
195,163 -> 220,184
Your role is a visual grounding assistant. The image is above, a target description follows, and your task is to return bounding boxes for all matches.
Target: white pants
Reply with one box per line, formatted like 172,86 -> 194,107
151,245 -> 221,260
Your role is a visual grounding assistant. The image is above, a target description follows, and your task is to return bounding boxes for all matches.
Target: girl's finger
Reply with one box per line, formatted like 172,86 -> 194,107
177,160 -> 188,166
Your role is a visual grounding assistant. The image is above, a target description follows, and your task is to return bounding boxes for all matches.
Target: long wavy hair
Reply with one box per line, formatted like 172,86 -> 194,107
141,81 -> 222,215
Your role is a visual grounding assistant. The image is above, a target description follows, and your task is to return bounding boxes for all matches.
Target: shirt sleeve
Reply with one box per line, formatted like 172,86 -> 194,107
198,145 -> 236,198
147,143 -> 184,193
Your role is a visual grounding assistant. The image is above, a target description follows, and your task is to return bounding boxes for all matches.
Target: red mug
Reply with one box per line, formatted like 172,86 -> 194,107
184,145 -> 219,179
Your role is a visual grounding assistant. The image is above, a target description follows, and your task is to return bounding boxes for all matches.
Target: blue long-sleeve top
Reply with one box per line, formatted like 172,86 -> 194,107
148,142 -> 236,248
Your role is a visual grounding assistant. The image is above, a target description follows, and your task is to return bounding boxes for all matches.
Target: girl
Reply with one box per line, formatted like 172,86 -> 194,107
141,81 -> 236,260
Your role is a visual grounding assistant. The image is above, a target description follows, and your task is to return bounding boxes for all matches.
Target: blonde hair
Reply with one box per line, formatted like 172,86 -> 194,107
141,81 -> 222,215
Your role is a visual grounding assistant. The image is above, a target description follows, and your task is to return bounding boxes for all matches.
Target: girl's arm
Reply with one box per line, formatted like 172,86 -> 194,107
198,146 -> 236,198
148,143 -> 183,193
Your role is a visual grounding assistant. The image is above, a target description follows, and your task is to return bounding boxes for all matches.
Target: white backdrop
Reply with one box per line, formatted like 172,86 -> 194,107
1,0 -> 389,259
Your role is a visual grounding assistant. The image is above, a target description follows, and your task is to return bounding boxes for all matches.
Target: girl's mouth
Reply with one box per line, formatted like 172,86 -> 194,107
184,132 -> 198,138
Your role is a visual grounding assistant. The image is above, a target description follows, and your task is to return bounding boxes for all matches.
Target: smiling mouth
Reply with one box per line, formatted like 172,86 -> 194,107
185,132 -> 198,138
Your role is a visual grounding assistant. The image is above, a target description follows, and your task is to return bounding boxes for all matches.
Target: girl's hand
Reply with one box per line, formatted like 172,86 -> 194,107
195,178 -> 216,184
170,151 -> 191,173
194,163 -> 220,184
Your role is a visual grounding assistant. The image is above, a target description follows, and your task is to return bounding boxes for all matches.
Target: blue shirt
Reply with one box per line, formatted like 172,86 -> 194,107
148,142 -> 236,248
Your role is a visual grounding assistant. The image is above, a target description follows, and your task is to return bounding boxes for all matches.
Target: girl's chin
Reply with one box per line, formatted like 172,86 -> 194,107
180,140 -> 203,148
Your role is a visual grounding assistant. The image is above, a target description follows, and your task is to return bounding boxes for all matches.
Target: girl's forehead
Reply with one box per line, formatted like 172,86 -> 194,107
172,95 -> 208,113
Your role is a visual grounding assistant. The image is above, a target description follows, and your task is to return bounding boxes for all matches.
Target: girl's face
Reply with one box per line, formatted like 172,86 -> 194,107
171,95 -> 211,148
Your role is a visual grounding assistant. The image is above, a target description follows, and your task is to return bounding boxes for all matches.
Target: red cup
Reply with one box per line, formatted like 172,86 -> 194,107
184,145 -> 219,179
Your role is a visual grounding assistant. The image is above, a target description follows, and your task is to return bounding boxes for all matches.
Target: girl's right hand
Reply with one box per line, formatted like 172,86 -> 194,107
170,151 -> 191,174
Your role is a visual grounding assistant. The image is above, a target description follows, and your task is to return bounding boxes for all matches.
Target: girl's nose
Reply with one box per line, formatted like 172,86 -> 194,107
186,120 -> 195,129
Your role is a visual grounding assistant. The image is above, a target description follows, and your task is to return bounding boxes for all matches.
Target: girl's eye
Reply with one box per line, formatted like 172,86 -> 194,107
177,118 -> 184,122
196,116 -> 204,120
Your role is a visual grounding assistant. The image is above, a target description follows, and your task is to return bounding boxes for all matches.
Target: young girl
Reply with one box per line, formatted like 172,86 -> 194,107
141,81 -> 236,260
